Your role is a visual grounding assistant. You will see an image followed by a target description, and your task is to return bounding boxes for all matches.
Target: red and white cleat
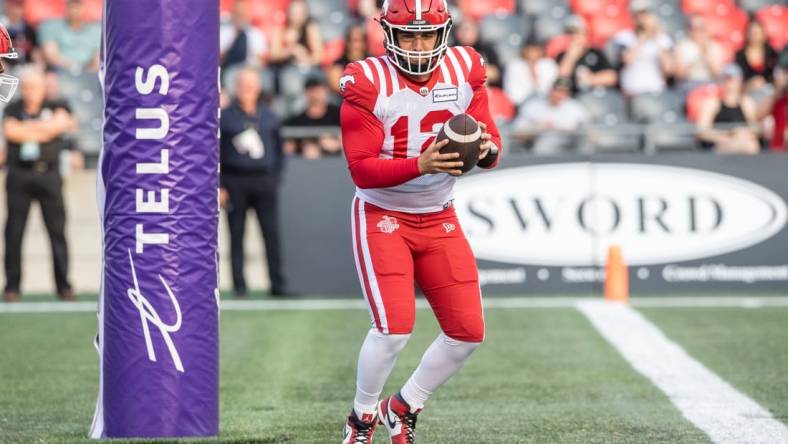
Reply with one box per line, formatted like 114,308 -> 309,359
343,409 -> 378,444
377,393 -> 420,444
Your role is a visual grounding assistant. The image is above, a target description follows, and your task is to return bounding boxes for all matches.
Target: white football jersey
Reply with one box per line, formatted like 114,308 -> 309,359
342,46 -> 486,213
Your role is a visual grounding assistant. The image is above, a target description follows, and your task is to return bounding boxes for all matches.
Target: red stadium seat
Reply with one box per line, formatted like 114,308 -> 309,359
546,34 -> 572,59
25,0 -> 66,26
702,5 -> 748,52
682,0 -> 734,16
586,7 -> 633,48
322,38 -> 345,66
366,18 -> 386,57
756,5 -> 788,50
569,0 -> 628,17
487,86 -> 515,121
458,0 -> 516,22
686,84 -> 722,123
82,0 -> 103,22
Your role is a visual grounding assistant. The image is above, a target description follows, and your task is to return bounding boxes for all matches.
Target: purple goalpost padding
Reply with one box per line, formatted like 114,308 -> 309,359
91,0 -> 220,438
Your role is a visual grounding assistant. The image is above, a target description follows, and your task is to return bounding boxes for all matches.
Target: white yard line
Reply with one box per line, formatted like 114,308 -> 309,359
577,300 -> 788,444
2,296 -> 788,314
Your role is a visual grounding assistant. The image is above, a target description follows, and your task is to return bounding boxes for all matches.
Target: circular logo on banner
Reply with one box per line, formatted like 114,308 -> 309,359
453,163 -> 788,266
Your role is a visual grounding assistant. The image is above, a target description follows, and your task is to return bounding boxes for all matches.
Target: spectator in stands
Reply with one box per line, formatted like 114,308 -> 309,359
674,15 -> 724,94
735,21 -> 778,93
2,66 -> 81,302
697,64 -> 759,154
220,0 -> 268,73
283,76 -> 340,159
327,25 -> 370,95
269,0 -> 323,67
612,0 -> 674,96
356,0 -> 385,56
511,77 -> 588,154
504,40 -> 558,106
220,67 -> 290,298
1,0 -> 41,67
453,19 -> 502,87
760,53 -> 787,151
556,15 -> 617,94
39,0 -> 101,74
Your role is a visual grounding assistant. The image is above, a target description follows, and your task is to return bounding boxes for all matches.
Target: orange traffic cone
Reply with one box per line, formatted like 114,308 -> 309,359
604,245 -> 629,303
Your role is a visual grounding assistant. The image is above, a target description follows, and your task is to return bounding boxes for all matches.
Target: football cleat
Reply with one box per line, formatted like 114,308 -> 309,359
343,409 -> 378,444
378,393 -> 420,444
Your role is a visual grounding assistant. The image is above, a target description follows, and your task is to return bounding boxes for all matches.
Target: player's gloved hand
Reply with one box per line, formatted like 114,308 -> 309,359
478,122 -> 492,161
418,138 -> 464,176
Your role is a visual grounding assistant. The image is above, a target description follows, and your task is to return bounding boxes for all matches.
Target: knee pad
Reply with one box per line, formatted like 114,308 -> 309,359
439,333 -> 482,361
443,315 -> 485,343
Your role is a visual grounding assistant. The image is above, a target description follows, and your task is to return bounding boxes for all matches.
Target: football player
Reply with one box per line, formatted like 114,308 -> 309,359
0,23 -> 19,103
339,1 -> 502,443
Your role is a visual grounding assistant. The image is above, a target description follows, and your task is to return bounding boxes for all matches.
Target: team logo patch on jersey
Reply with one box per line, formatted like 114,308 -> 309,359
443,222 -> 456,233
339,74 -> 355,94
419,86 -> 429,96
377,216 -> 400,234
433,87 -> 458,103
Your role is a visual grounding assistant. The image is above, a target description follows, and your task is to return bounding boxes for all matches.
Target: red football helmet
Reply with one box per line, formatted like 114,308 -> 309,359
380,0 -> 452,76
0,23 -> 19,103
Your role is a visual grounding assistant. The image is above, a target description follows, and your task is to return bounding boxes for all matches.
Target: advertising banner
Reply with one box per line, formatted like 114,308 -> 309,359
91,0 -> 220,438
281,154 -> 788,295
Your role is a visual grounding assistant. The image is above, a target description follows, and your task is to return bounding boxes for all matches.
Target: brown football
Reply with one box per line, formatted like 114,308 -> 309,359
437,113 -> 481,174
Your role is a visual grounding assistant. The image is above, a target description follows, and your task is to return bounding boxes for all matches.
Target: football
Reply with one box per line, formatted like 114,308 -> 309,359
437,113 -> 482,174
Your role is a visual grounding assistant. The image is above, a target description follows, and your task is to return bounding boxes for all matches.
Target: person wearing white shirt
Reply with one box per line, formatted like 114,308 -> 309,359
503,40 -> 558,106
613,1 -> 674,96
512,77 -> 589,154
674,15 -> 724,93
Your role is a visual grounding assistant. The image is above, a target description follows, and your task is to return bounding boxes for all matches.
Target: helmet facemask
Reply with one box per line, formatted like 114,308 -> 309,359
0,51 -> 19,103
381,19 -> 452,76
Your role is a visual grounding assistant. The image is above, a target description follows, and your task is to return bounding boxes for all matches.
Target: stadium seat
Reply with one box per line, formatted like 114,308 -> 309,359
479,13 -> 527,47
321,38 -> 345,66
569,0 -> 628,17
756,5 -> 788,50
487,87 -> 516,121
82,0 -> 102,22
644,120 -> 698,152
520,0 -> 568,17
306,0 -> 349,21
546,34 -> 572,59
587,7 -> 634,48
534,5 -> 571,41
318,10 -> 352,42
702,4 -> 749,52
738,0 -> 774,14
682,0 -> 734,15
577,88 -> 628,125
630,90 -> 684,124
686,84 -> 722,122
24,0 -> 66,26
458,0 -> 516,22
654,2 -> 689,40
586,123 -> 644,152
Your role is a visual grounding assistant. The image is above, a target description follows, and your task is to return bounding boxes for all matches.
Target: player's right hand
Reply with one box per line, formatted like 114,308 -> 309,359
418,139 -> 464,176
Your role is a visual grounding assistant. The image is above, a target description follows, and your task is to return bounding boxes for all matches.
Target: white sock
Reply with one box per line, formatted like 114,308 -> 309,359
400,333 -> 481,411
353,329 -> 411,418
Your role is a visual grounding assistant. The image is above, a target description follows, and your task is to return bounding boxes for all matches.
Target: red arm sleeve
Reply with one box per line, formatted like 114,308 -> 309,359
340,61 -> 421,189
464,47 -> 503,169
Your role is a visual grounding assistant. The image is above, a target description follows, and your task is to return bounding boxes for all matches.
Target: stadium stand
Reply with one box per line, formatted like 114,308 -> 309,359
2,0 -> 787,157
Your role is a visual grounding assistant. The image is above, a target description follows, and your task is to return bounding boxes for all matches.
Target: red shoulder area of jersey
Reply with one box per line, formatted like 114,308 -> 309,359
340,60 -> 379,112
439,46 -> 486,89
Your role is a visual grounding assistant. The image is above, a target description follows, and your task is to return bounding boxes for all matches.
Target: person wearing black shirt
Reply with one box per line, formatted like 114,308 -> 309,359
283,76 -> 340,159
220,67 -> 290,297
3,68 -> 77,302
556,15 -> 617,94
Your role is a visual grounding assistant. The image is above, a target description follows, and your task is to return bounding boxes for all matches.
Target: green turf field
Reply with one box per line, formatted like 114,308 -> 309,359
1,299 -> 787,443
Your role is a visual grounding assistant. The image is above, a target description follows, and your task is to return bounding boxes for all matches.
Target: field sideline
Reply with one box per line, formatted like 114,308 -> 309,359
1,295 -> 787,443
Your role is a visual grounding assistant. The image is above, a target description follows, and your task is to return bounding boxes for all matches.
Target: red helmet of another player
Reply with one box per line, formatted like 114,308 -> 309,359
379,0 -> 452,76
0,23 -> 19,103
